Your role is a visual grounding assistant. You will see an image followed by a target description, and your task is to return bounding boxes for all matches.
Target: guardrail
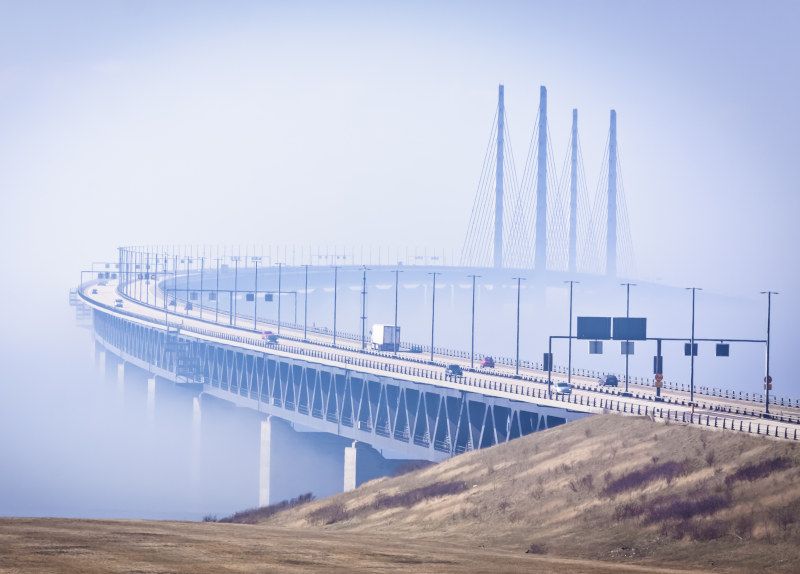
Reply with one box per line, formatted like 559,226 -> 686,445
80,285 -> 799,442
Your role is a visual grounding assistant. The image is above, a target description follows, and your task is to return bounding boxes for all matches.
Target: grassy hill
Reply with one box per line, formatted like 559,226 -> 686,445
256,415 -> 800,573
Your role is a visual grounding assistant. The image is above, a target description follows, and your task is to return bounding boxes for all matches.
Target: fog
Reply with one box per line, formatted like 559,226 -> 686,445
0,0 -> 798,519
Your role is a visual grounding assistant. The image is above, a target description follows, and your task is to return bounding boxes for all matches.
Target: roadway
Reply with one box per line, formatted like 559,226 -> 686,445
80,278 -> 800,439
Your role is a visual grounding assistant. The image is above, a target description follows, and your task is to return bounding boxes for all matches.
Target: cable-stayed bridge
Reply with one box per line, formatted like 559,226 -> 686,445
461,85 -> 635,276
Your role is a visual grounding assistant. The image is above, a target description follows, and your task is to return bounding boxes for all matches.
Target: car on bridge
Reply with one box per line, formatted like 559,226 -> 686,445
598,374 -> 619,387
91,288 -> 98,294
114,299 -> 123,308
408,344 -> 423,353
480,356 -> 495,368
554,381 -> 573,395
265,334 -> 279,345
445,364 -> 464,379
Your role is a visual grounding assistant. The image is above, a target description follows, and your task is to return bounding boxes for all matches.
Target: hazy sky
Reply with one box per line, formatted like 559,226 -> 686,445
0,1 -> 798,518
1,0 -> 798,298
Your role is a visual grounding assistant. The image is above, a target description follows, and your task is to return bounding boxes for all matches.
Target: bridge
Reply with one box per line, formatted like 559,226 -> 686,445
70,85 -> 795,507
75,252 -> 800,506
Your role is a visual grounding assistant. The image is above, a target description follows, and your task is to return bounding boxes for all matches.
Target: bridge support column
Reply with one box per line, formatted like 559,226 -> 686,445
344,441 -> 407,492
146,377 -> 156,423
96,347 -> 106,374
116,361 -> 126,402
191,394 -> 202,484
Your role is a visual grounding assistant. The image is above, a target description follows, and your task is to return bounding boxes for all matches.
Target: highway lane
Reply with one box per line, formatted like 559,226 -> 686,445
134,276 -> 798,421
81,278 -> 800,441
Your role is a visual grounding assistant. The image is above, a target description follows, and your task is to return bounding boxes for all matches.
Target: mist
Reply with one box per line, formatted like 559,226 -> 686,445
1,0 -> 798,519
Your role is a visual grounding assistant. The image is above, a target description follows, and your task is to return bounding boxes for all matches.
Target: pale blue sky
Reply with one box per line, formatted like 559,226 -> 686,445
1,0 -> 798,297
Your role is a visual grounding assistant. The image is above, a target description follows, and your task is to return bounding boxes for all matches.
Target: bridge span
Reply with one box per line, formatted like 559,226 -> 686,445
76,270 -> 800,505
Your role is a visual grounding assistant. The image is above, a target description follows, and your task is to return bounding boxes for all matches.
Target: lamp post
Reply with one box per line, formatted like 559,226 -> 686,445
185,257 -> 192,316
620,282 -> 636,394
512,277 -> 526,376
199,257 -> 205,320
332,266 -> 339,347
428,271 -> 442,363
392,269 -> 403,355
303,264 -> 310,341
231,255 -> 241,326
253,257 -> 261,331
214,257 -> 221,323
467,274 -> 480,369
565,280 -> 579,385
686,287 -> 702,405
360,266 -> 370,350
760,290 -> 778,415
276,262 -> 283,334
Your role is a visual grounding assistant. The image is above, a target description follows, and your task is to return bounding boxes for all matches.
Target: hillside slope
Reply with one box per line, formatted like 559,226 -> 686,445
263,415 -> 800,573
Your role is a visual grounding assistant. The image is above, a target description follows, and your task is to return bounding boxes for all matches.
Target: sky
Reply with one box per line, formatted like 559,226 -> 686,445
0,0 -> 798,518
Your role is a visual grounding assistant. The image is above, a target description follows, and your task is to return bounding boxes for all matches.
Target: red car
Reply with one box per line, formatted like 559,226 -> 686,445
480,356 -> 495,368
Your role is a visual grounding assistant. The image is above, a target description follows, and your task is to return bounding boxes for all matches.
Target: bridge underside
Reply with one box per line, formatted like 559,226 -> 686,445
93,310 -> 586,462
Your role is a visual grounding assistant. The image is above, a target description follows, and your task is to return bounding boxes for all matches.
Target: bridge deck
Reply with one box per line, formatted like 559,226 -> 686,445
80,279 -> 800,440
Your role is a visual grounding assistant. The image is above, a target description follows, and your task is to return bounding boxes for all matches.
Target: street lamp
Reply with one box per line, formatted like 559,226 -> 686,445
468,274 -> 480,369
686,287 -> 702,405
512,277 -> 526,376
214,257 -> 222,323
231,255 -> 241,326
565,280 -> 579,385
276,262 -> 283,334
620,282 -> 636,394
392,269 -> 403,356
360,266 -> 370,350
303,264 -> 310,341
332,265 -> 339,347
760,290 -> 778,415
199,256 -> 205,320
428,271 -> 442,363
252,256 -> 262,331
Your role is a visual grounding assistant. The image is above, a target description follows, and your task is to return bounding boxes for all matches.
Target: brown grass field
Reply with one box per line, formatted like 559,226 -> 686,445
1,415 -> 798,573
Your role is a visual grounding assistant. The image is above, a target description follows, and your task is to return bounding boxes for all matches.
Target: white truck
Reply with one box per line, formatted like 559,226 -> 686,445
371,324 -> 401,351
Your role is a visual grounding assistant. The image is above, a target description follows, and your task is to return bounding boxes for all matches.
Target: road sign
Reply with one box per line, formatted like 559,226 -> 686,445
764,376 -> 773,384
577,317 -> 611,340
543,352 -> 553,371
655,373 -> 664,383
612,317 -> 647,340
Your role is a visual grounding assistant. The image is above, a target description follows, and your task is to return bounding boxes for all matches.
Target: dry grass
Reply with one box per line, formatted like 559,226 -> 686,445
261,415 -> 800,573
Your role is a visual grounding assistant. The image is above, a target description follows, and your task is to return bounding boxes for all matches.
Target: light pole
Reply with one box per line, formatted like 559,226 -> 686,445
332,266 -> 339,347
253,257 -> 261,331
276,262 -> 283,334
620,282 -> 636,394
392,269 -> 403,356
468,274 -> 480,369
184,257 -> 192,315
760,290 -> 778,415
214,257 -> 221,323
512,277 -> 526,376
686,287 -> 702,405
199,257 -> 205,320
360,266 -> 370,350
428,271 -> 442,363
231,255 -> 241,326
565,280 -> 579,385
303,264 -> 310,341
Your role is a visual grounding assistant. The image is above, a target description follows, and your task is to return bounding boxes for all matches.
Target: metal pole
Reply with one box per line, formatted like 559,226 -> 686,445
512,277 -> 525,375
686,287 -> 701,405
332,266 -> 339,347
565,280 -> 579,385
185,257 -> 190,315
303,264 -> 309,341
215,257 -> 220,323
253,258 -> 259,331
468,274 -> 480,368
761,290 -> 778,415
199,257 -> 204,320
621,282 -> 636,394
277,262 -> 282,334
232,256 -> 239,326
393,269 -> 402,356
428,272 -> 441,363
360,266 -> 369,350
